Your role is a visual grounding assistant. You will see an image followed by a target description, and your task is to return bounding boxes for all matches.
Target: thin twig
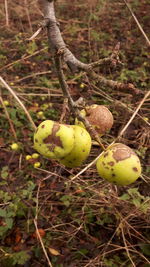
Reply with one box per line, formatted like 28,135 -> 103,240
116,90 -> 150,140
34,182 -> 53,267
0,47 -> 47,71
28,17 -> 50,40
4,0 -> 9,26
43,0 -> 138,93
92,85 -> 150,126
15,71 -> 52,83
89,70 -> 140,94
71,90 -> 150,181
24,0 -> 33,33
59,97 -> 69,123
0,76 -> 37,131
0,95 -> 17,140
123,0 -> 150,47
54,51 -> 75,106
121,226 -> 136,267
54,52 -> 105,150
71,150 -> 105,181
28,27 -> 42,40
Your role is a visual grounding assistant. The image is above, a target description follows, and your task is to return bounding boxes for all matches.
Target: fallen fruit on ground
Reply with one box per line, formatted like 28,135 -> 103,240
31,153 -> 39,159
75,104 -> 114,135
10,143 -> 19,151
59,125 -> 91,168
34,120 -> 75,159
96,143 -> 142,186
34,162 -> 41,168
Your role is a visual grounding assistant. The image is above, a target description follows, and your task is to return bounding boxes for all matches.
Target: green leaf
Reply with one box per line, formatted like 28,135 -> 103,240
132,198 -> 141,207
0,226 -> 9,236
60,195 -> 72,207
11,251 -> 30,265
5,218 -> 13,229
26,41 -> 38,55
139,244 -> 150,256
1,166 -> 9,179
0,181 -> 8,186
120,193 -> 130,201
0,208 -> 6,217
77,248 -> 88,255
0,191 -> 11,202
140,202 -> 150,213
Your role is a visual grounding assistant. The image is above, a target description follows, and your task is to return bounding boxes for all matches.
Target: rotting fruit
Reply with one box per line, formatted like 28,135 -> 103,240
59,125 -> 91,168
96,143 -> 142,186
34,120 -> 75,159
75,104 -> 113,136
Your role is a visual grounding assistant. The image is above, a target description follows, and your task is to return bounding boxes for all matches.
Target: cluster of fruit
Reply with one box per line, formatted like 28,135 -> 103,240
33,105 -> 141,186
34,120 -> 91,168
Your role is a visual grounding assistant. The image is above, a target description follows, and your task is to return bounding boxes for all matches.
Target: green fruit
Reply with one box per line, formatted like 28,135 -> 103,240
59,125 -> 91,168
75,104 -> 113,136
34,120 -> 75,159
96,143 -> 141,186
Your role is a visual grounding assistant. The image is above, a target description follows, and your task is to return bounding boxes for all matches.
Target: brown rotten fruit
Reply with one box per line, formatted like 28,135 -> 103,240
75,104 -> 114,136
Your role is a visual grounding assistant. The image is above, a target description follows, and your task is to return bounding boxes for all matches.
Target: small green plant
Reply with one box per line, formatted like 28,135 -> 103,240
60,195 -> 72,207
0,250 -> 30,266
0,181 -> 36,239
120,188 -> 150,213
26,40 -> 38,55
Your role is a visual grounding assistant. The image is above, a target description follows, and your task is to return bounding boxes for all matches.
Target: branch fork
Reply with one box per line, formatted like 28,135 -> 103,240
37,0 -> 142,149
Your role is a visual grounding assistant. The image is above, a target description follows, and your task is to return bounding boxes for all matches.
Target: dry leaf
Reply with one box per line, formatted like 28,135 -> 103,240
32,228 -> 46,238
48,247 -> 60,256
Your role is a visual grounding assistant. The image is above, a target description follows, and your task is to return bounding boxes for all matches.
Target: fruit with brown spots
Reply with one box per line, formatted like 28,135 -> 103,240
59,125 -> 91,168
96,143 -> 142,185
75,104 -> 113,136
34,120 -> 75,159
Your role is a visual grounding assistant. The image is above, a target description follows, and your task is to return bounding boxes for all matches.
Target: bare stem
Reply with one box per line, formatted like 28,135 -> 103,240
54,52 -> 105,150
40,0 -> 140,94
0,76 -> 37,131
123,0 -> 150,47
34,182 -> 53,267
116,90 -> 150,141
0,95 -> 17,140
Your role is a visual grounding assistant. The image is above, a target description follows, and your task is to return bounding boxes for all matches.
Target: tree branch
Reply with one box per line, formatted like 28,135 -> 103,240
54,50 -> 105,150
39,0 -> 141,94
38,0 -> 142,151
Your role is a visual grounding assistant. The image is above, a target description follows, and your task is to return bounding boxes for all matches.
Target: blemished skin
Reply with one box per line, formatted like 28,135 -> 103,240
75,104 -> 114,136
59,125 -> 92,168
96,143 -> 142,186
34,120 -> 75,159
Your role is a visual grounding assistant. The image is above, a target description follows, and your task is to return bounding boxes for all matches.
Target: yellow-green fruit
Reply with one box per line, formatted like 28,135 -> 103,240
96,143 -> 141,186
26,155 -> 32,160
34,162 -> 41,168
4,100 -> 10,106
34,120 -> 75,159
10,143 -> 19,151
59,125 -> 91,168
75,104 -> 113,136
31,153 -> 39,159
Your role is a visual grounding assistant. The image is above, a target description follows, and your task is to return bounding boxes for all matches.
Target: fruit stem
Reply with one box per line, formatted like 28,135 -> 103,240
76,112 -> 106,151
